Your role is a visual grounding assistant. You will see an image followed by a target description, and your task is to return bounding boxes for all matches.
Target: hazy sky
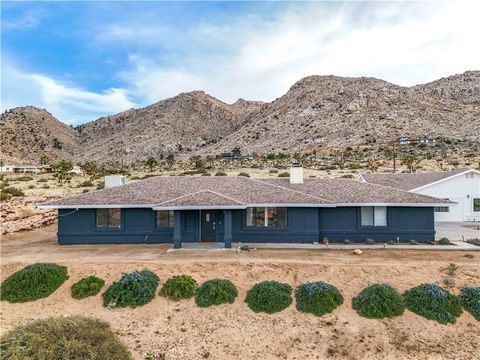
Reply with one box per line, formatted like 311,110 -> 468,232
2,1 -> 479,125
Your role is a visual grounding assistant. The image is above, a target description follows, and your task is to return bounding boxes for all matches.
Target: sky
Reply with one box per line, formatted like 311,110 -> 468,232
1,0 -> 479,125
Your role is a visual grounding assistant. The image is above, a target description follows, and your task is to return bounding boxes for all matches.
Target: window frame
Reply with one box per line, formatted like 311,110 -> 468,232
95,208 -> 122,230
360,206 -> 388,227
473,198 -> 480,213
244,207 -> 288,229
155,210 -> 175,228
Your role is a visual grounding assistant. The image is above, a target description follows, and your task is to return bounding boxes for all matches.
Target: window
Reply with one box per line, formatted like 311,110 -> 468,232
361,207 -> 387,227
474,199 -> 480,212
246,207 -> 287,227
156,210 -> 174,227
434,207 -> 450,212
96,209 -> 121,228
465,173 -> 475,179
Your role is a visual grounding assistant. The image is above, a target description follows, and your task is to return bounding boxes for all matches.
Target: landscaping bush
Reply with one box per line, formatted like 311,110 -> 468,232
160,274 -> 197,300
245,280 -> 292,314
102,270 -> 159,308
352,283 -> 404,319
0,316 -> 132,360
409,239 -> 418,245
71,275 -> 105,299
404,283 -> 462,324
365,238 -> 376,245
459,286 -> 480,321
17,176 -> 33,181
295,281 -> 344,316
214,171 -> 227,176
343,239 -> 352,244
0,263 -> 68,303
439,237 -> 450,245
195,279 -> 238,307
1,186 -> 25,197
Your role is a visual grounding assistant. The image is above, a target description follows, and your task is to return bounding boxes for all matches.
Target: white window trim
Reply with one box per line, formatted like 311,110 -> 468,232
361,206 -> 387,227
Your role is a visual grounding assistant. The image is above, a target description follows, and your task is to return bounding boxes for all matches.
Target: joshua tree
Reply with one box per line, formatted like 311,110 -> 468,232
81,161 -> 100,181
401,153 -> 420,173
231,147 -> 242,157
367,158 -> 379,173
145,156 -> 158,172
40,155 -> 50,165
165,153 -> 175,169
190,155 -> 204,170
52,160 -> 73,184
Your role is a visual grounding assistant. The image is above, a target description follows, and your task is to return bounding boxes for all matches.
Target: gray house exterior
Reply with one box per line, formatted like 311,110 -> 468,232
39,169 -> 449,248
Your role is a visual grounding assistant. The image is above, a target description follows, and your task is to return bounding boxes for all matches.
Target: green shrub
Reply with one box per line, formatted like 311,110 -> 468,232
42,185 -> 50,189
388,240 -> 397,245
78,180 -> 94,187
365,238 -> 376,245
96,181 -> 105,190
28,184 -> 36,189
295,281 -> 344,316
0,263 -> 68,303
240,244 -> 253,251
245,281 -> 292,314
459,286 -> 480,321
71,275 -> 105,300
404,283 -> 462,324
278,172 -> 289,177
214,171 -> 227,176
37,178 -> 48,183
102,270 -> 159,308
439,237 -> 450,245
238,172 -> 250,177
17,176 -> 33,181
195,279 -> 238,307
352,284 -> 405,319
343,239 -> 352,244
2,187 -> 25,197
409,239 -> 418,245
0,316 -> 132,360
0,192 -> 12,201
160,275 -> 197,301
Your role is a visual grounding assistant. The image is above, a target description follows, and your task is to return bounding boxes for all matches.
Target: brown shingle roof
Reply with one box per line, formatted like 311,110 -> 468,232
360,168 -> 472,191
39,175 -> 450,209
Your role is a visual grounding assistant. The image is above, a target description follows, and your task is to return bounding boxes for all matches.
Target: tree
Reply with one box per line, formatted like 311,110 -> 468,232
401,153 -> 420,173
166,153 -> 175,169
231,147 -> 242,157
190,155 -> 204,170
367,158 -> 379,173
81,161 -> 100,181
145,156 -> 158,172
52,160 -> 73,184
40,155 -> 50,165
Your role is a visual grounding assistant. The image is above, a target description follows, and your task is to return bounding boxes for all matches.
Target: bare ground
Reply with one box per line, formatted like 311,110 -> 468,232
1,226 -> 479,360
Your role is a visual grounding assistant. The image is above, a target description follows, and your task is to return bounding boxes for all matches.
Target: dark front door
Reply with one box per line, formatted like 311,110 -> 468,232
201,210 -> 217,242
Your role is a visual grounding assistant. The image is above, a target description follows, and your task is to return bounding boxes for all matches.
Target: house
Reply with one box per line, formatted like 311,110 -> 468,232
12,165 -> 40,174
359,168 -> 480,222
38,164 -> 450,247
0,165 -> 15,173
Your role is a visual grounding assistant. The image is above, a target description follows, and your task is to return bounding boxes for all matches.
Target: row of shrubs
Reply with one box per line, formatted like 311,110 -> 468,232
1,263 -> 478,325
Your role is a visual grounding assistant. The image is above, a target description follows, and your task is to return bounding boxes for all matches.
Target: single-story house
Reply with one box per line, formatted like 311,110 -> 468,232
38,164 -> 451,248
1,164 -> 40,174
359,168 -> 480,222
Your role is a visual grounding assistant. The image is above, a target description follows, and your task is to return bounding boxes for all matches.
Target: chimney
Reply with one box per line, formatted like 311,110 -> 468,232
104,175 -> 127,188
289,161 -> 304,184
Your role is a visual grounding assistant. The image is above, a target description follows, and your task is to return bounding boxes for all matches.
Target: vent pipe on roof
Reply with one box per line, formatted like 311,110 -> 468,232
104,175 -> 127,188
290,161 -> 304,184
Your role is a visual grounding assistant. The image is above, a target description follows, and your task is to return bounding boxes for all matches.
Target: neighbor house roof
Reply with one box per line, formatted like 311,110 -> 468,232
359,168 -> 477,191
38,175 -> 451,209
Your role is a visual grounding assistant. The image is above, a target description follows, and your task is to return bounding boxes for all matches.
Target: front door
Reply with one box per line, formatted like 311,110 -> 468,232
201,210 -> 217,242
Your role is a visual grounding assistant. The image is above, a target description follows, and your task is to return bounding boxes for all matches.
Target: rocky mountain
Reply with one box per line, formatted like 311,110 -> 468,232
1,71 -> 478,164
0,107 -> 79,163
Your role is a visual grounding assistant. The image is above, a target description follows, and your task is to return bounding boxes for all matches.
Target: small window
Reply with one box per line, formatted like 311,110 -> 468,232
96,209 -> 121,228
361,207 -> 387,227
434,206 -> 450,212
465,173 -> 474,179
474,199 -> 480,212
156,210 -> 174,227
246,207 -> 287,227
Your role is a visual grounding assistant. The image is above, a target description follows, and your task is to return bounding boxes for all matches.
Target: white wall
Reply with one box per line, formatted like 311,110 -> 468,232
414,171 -> 480,222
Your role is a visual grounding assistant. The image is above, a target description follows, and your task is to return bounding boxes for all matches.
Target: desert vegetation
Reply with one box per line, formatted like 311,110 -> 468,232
159,274 -> 198,300
459,286 -> 480,321
71,275 -> 105,300
352,283 -> 405,319
245,280 -> 293,314
195,279 -> 238,307
295,281 -> 344,316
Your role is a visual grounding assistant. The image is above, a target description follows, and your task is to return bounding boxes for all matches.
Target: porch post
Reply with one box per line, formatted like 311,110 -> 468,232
224,209 -> 232,249
173,210 -> 182,249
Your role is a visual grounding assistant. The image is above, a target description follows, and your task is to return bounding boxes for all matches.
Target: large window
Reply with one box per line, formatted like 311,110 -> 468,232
361,207 -> 387,227
246,207 -> 287,228
96,209 -> 121,228
474,199 -> 480,212
156,210 -> 174,227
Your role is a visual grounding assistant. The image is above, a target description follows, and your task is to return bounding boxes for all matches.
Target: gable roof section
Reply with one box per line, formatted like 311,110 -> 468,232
38,175 -> 450,209
360,168 -> 475,191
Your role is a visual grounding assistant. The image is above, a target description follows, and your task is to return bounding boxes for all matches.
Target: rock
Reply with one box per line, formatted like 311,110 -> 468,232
353,249 -> 363,255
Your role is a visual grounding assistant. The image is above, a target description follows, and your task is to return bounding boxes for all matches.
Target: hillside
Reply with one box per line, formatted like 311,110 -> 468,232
1,71 -> 478,164
0,107 -> 79,163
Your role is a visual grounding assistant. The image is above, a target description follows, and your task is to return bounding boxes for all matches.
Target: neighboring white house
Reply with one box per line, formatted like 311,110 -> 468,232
0,165 -> 15,173
359,168 -> 480,222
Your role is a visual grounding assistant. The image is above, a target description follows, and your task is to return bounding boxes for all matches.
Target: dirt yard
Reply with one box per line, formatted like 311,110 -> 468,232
1,226 -> 479,360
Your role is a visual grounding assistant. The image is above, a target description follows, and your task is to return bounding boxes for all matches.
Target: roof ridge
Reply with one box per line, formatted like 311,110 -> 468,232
155,189 -> 244,206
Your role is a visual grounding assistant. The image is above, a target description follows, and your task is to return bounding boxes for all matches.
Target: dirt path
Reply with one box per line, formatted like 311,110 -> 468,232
1,227 -> 479,360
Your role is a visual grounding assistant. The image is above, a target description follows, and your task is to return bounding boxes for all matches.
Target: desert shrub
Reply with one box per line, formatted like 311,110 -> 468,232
160,274 -> 197,301
201,173 -> 211,176
447,263 -> 459,276
102,270 -> 159,308
388,240 -> 397,245
404,283 -> 462,324
240,244 -> 253,251
245,281 -> 292,314
37,178 -> 48,183
17,176 -> 33,181
195,279 -> 238,307
71,275 -> 105,300
343,239 -> 352,244
295,281 -> 344,316
443,275 -> 455,288
0,192 -> 12,201
238,172 -> 250,177
96,181 -> 105,189
352,284 -> 404,319
214,171 -> 227,176
0,316 -> 132,360
365,238 -> 376,245
0,263 -> 68,303
78,180 -> 94,187
42,185 -> 50,189
409,239 -> 417,245
2,187 -> 25,197
278,172 -> 289,177
465,238 -> 480,246
439,237 -> 450,245
459,286 -> 480,321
